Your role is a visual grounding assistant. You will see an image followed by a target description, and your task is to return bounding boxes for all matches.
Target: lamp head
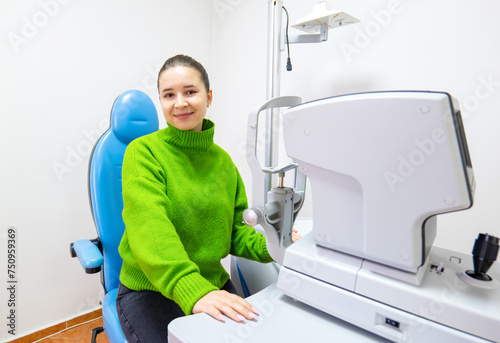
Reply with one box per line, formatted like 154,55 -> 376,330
292,1 -> 360,33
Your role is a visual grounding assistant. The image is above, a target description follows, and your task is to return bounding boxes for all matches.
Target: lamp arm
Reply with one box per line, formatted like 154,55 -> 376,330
282,23 -> 329,48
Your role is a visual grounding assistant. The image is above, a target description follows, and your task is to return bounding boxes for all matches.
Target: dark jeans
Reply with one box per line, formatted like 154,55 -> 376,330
116,280 -> 238,343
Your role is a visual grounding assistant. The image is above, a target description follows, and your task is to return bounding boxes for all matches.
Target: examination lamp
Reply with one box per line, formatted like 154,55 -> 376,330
287,1 -> 360,44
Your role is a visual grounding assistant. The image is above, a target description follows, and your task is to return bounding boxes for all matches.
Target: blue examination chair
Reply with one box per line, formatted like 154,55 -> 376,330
70,89 -> 159,342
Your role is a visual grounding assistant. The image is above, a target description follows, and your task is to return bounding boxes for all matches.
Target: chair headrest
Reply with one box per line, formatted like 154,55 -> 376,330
111,90 -> 159,144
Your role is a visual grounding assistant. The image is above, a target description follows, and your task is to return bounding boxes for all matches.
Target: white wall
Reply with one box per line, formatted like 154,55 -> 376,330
210,1 -> 269,179
0,0 -> 213,340
213,0 -> 500,254
1,0 -> 500,340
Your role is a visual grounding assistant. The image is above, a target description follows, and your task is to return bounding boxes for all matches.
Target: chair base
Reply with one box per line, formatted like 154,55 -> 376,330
91,326 -> 104,343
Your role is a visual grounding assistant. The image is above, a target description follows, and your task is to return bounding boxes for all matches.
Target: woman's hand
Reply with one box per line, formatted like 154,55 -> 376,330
292,228 -> 301,242
192,290 -> 258,323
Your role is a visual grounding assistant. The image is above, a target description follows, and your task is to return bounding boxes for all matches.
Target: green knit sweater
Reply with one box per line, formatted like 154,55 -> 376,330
118,119 -> 273,315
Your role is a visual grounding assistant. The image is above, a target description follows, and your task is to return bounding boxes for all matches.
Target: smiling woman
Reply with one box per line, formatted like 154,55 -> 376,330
158,62 -> 212,132
115,54 -> 275,342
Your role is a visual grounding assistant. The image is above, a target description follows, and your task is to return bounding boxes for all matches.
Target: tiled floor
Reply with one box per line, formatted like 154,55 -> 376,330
36,317 -> 110,343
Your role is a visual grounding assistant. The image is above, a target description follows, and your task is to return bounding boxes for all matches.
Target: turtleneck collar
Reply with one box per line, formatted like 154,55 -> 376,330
159,118 -> 215,153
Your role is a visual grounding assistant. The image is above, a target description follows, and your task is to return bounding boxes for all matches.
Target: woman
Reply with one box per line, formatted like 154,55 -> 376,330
116,54 -> 297,342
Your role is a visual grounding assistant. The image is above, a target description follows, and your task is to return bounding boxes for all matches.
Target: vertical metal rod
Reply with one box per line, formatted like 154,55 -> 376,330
266,0 -> 275,102
265,0 -> 283,195
278,173 -> 285,188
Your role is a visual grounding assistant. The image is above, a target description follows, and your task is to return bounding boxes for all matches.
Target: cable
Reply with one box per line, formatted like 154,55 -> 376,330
282,6 -> 292,71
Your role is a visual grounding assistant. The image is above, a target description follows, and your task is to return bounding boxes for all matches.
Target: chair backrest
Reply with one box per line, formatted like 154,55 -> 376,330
88,90 -> 159,293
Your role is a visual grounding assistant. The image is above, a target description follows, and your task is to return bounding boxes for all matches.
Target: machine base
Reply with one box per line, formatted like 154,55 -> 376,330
279,236 -> 500,342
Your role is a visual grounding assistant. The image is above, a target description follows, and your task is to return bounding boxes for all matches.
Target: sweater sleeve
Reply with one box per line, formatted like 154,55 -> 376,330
119,141 -> 217,315
229,169 -> 274,263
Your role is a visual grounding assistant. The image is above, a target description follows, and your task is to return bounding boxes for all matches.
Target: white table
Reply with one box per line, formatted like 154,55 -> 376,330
168,282 -> 390,343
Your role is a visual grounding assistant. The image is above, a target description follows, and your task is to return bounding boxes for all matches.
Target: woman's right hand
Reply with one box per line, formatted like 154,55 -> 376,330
192,290 -> 258,323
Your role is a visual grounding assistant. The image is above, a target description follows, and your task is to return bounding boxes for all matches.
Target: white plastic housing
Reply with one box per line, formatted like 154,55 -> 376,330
282,91 -> 474,272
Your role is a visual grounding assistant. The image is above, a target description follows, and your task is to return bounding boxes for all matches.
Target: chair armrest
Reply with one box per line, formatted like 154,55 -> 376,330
70,239 -> 104,274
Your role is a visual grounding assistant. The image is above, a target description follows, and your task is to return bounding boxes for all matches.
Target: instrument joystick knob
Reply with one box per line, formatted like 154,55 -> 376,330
466,233 -> 499,281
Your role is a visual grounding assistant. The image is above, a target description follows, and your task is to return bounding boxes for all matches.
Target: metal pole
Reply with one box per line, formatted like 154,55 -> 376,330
265,0 -> 283,195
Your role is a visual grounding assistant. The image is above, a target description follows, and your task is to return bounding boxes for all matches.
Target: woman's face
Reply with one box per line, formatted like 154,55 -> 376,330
158,66 -> 212,132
